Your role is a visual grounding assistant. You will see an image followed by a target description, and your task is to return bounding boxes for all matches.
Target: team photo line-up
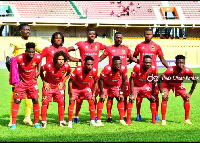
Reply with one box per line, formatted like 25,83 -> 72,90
6,23 -> 197,129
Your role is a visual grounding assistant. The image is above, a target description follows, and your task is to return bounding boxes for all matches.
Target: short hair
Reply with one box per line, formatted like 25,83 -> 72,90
84,56 -> 94,62
87,28 -> 95,34
26,42 -> 35,50
19,23 -> 29,31
143,55 -> 152,61
51,32 -> 64,45
53,51 -> 67,65
114,31 -> 122,37
144,28 -> 153,34
112,56 -> 121,63
175,55 -> 185,61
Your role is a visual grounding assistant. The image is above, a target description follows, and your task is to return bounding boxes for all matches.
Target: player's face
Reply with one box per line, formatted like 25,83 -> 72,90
112,60 -> 122,71
87,31 -> 96,42
114,34 -> 122,45
54,34 -> 63,46
84,60 -> 93,72
56,55 -> 65,68
20,26 -> 31,38
25,48 -> 35,59
176,59 -> 185,70
143,58 -> 152,70
144,31 -> 153,43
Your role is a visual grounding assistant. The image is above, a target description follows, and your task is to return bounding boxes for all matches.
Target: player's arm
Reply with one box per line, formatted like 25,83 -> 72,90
68,55 -> 81,62
5,56 -> 11,72
157,75 -> 168,101
129,76 -> 135,103
67,46 -> 76,52
58,70 -> 71,90
99,53 -> 106,62
35,62 -> 41,80
128,55 -> 139,64
151,75 -> 157,102
159,56 -> 170,68
91,78 -> 98,101
185,74 -> 197,100
40,66 -> 51,91
68,78 -> 75,103
99,77 -> 106,102
119,75 -> 127,102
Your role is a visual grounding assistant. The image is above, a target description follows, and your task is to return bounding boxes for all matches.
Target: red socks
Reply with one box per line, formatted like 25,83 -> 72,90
150,102 -> 156,123
33,103 -> 40,124
136,96 -> 142,115
41,102 -> 48,121
12,103 -> 20,124
68,101 -> 75,121
155,95 -> 159,115
126,102 -> 133,123
88,99 -> 95,120
124,97 -> 127,117
161,99 -> 167,120
58,102 -> 65,122
117,101 -> 124,120
97,100 -> 104,120
107,99 -> 113,118
75,98 -> 83,117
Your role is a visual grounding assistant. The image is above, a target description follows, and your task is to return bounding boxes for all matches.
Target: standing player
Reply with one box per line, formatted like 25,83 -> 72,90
67,56 -> 98,128
7,23 -> 42,126
10,42 -> 42,129
158,55 -> 197,125
133,28 -> 169,122
99,31 -> 138,122
40,31 -> 79,64
67,28 -> 106,123
96,56 -> 127,126
127,55 -> 158,125
40,51 -> 71,128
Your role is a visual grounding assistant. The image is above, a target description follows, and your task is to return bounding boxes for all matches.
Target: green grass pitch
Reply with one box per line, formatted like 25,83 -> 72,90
0,68 -> 200,142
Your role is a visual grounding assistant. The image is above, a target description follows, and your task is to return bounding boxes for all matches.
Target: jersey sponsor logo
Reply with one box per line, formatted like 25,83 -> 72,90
42,96 -> 47,100
15,92 -> 18,97
142,53 -> 154,56
85,53 -> 97,56
32,62 -> 36,67
60,90 -> 64,95
89,75 -> 93,79
85,46 -> 88,49
151,46 -> 155,51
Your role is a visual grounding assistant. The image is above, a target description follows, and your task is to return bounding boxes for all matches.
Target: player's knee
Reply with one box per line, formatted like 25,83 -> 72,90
68,101 -> 75,110
108,97 -> 113,100
14,99 -> 21,104
42,101 -> 49,106
32,98 -> 38,104
88,100 -> 95,110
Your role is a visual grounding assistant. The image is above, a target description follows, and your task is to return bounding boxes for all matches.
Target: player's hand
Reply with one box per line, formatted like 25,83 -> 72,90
185,93 -> 191,100
100,94 -> 106,102
151,95 -> 156,102
118,94 -> 124,102
58,82 -> 64,90
69,96 -> 75,104
129,94 -> 135,103
34,72 -> 40,80
44,81 -> 51,91
162,93 -> 168,101
91,96 -> 95,102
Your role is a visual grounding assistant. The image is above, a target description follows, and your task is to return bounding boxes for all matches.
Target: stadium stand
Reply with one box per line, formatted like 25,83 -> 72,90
168,1 -> 200,20
78,1 -> 162,20
2,1 -> 79,19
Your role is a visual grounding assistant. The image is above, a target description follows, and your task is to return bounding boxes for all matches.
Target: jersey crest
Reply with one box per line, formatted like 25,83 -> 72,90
32,62 -> 36,67
15,92 -> 18,97
118,73 -> 120,77
151,46 -> 155,51
42,96 -> 47,100
148,72 -> 152,76
62,70 -> 65,75
122,49 -> 126,54
89,75 -> 93,79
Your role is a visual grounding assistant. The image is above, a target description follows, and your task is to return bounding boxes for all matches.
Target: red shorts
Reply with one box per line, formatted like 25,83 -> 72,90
103,85 -> 120,98
162,82 -> 187,97
118,77 -> 130,97
70,87 -> 93,100
13,80 -> 39,100
134,84 -> 152,99
42,87 -> 65,103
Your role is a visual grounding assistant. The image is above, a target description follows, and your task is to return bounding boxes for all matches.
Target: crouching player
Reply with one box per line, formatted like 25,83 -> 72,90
40,51 -> 71,128
127,55 -> 158,125
96,56 -> 127,126
158,55 -> 197,125
11,42 -> 42,129
67,56 -> 98,128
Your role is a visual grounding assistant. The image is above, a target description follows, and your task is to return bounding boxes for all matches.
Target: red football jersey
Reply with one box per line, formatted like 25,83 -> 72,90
70,66 -> 98,89
102,45 -> 132,72
16,53 -> 42,83
41,61 -> 71,87
40,45 -> 70,63
133,41 -> 164,68
73,41 -> 106,70
100,65 -> 127,86
131,64 -> 157,87
160,66 -> 195,86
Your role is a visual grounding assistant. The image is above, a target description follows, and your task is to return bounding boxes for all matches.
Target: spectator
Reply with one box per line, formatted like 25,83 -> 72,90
117,13 -> 121,17
110,10 -> 114,16
123,6 -> 126,12
110,1 -> 114,4
129,1 -> 134,6
117,1 -> 121,4
132,9 -> 136,14
148,8 -> 152,12
137,3 -> 141,8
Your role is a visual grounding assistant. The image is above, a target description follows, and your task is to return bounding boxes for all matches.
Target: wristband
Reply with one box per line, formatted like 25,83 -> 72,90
161,92 -> 165,96
92,93 -> 95,97
120,91 -> 123,95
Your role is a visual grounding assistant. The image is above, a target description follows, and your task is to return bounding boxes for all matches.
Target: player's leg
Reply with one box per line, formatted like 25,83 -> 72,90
115,96 -> 126,125
23,95 -> 33,125
32,98 -> 41,128
58,101 -> 65,126
136,94 -> 142,121
73,98 -> 83,123
8,86 -> 15,127
123,80 -> 129,122
154,83 -> 160,121
11,99 -> 21,129
68,100 -> 75,128
88,98 -> 97,126
149,99 -> 158,124
161,88 -> 170,125
126,101 -> 133,125
41,100 -> 49,128
106,96 -> 114,123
